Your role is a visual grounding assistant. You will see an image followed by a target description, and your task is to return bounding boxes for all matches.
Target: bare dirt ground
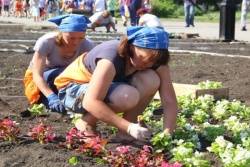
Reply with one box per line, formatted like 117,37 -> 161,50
0,22 -> 249,167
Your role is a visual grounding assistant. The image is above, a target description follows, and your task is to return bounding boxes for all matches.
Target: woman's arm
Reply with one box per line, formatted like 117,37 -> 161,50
32,52 -> 54,97
138,21 -> 144,26
156,65 -> 178,135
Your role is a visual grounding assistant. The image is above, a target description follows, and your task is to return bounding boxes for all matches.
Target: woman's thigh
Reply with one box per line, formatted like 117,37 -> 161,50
58,82 -> 130,113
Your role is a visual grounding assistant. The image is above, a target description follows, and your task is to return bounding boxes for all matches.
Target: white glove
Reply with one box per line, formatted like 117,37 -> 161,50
127,123 -> 152,141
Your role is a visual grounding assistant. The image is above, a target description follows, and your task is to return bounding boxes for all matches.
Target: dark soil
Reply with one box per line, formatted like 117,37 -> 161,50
0,21 -> 249,167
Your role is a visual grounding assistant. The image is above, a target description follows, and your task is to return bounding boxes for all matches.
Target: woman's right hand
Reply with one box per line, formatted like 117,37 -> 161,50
127,123 -> 152,141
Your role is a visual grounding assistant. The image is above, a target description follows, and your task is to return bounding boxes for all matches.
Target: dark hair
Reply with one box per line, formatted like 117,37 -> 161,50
136,8 -> 148,15
118,35 -> 170,67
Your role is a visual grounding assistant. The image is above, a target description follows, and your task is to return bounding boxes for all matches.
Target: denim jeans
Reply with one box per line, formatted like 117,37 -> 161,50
184,3 -> 195,26
37,67 -> 66,107
58,82 -> 128,113
241,0 -> 250,27
129,0 -> 142,26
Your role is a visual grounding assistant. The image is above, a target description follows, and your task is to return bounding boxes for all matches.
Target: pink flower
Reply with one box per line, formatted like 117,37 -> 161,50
46,126 -> 52,131
3,119 -> 14,126
142,145 -> 150,152
66,134 -> 74,141
116,145 -> 131,154
46,133 -> 56,141
161,162 -> 183,167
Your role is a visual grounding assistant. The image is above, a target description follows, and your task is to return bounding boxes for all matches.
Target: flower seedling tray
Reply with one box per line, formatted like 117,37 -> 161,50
154,83 -> 229,101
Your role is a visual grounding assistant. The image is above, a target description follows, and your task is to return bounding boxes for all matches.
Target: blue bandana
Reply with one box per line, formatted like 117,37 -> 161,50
127,26 -> 169,49
48,14 -> 91,32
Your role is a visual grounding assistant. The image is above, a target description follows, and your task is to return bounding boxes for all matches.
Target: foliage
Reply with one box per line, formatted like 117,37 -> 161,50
202,123 -> 226,142
151,0 -> 178,18
197,80 -> 222,89
70,113 -> 83,125
0,119 -> 21,142
1,79 -> 250,166
59,127 -> 109,156
27,118 -> 55,144
69,157 -> 78,165
151,132 -> 173,153
28,103 -> 46,116
98,145 -> 182,167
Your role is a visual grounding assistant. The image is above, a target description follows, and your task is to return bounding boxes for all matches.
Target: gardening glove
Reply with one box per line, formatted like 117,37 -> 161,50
47,93 -> 66,113
127,123 -> 152,142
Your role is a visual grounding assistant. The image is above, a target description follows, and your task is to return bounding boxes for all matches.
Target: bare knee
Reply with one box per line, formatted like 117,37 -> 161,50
108,85 -> 140,111
131,69 -> 160,95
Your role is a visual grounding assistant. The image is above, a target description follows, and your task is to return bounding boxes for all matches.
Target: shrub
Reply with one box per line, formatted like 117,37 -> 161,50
151,0 -> 178,18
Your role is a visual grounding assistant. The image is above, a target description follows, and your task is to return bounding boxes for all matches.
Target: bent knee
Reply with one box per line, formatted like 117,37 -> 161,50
132,69 -> 160,90
108,85 -> 140,111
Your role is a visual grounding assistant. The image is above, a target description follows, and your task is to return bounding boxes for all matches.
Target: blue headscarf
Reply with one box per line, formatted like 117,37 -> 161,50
48,14 -> 91,32
127,26 -> 169,49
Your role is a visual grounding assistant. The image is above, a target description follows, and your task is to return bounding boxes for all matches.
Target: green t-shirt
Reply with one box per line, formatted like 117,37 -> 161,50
107,0 -> 116,11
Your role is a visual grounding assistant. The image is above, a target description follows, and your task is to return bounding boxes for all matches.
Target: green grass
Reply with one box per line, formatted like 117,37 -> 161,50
115,11 -> 242,23
158,11 -> 242,23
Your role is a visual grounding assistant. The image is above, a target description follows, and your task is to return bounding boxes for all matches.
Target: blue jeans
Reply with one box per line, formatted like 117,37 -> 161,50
184,4 -> 195,26
241,0 -> 250,27
37,67 -> 66,107
129,0 -> 142,26
58,82 -> 128,113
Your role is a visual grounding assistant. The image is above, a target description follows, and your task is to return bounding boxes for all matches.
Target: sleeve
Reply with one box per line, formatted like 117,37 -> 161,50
33,35 -> 54,56
82,38 -> 95,52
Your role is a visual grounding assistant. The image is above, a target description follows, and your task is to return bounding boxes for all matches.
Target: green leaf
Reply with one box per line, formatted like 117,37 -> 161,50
69,157 -> 78,165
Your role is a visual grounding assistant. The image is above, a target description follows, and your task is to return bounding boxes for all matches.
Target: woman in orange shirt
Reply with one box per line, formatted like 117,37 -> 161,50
14,0 -> 22,17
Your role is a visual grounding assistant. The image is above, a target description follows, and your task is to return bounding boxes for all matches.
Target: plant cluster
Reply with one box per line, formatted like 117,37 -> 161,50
97,145 -> 182,167
0,119 -> 21,142
197,80 -> 222,89
1,81 -> 250,166
144,92 -> 250,167
27,118 -> 55,144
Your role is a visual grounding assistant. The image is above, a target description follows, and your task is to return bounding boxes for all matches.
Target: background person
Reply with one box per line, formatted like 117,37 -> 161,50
23,14 -> 95,114
29,0 -> 40,21
183,0 -> 195,27
119,0 -> 130,26
60,0 -> 78,13
81,0 -> 94,14
38,0 -> 46,21
2,0 -> 10,17
107,0 -> 117,24
45,0 -> 57,18
54,26 -> 178,143
129,0 -> 143,26
93,0 -> 106,13
143,0 -> 151,13
87,10 -> 117,32
137,8 -> 164,29
241,0 -> 250,31
13,0 -> 22,17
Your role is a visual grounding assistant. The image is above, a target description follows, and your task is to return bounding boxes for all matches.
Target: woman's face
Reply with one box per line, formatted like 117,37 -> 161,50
130,45 -> 154,70
62,32 -> 86,47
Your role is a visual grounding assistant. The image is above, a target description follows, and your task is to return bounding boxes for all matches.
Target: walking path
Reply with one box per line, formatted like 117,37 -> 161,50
0,15 -> 249,42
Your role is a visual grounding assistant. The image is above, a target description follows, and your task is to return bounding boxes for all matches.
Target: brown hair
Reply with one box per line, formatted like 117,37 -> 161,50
102,10 -> 111,18
118,35 -> 170,67
54,32 -> 64,46
136,8 -> 148,15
